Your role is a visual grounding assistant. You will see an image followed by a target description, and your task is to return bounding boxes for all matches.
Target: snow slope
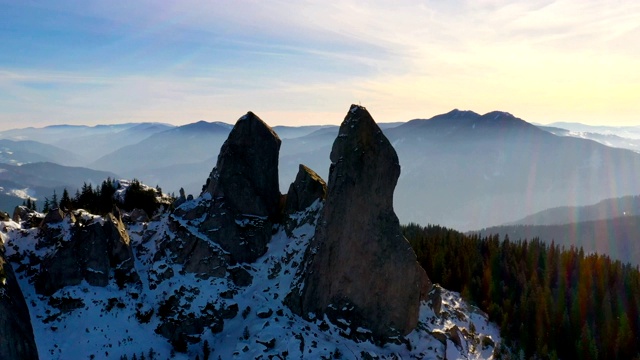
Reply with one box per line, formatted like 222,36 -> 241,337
2,202 -> 501,359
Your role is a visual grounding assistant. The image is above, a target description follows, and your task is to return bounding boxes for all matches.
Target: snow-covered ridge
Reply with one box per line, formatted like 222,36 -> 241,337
2,201 -> 501,359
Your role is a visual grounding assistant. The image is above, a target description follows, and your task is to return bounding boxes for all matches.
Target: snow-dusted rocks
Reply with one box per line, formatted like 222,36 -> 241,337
174,111 -> 282,264
125,208 -> 150,223
0,252 -> 39,359
155,220 -> 230,280
35,210 -> 139,295
289,105 -> 431,342
13,205 -> 43,228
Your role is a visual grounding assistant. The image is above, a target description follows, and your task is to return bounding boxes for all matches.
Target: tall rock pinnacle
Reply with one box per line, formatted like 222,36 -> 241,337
203,111 -> 282,221
289,104 -> 430,341
175,111 -> 282,265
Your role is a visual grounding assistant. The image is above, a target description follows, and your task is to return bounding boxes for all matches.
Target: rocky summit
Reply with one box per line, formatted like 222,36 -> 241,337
175,111 -> 282,265
289,104 -> 431,341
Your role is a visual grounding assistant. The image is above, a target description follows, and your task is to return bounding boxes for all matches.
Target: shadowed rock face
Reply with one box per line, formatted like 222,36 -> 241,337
284,164 -> 326,215
204,111 -> 282,220
290,105 -> 430,341
283,164 -> 327,235
0,253 -> 39,359
176,112 -> 282,265
35,210 -> 139,295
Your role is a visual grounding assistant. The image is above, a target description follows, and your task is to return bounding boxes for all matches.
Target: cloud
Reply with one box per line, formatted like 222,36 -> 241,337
0,0 -> 638,128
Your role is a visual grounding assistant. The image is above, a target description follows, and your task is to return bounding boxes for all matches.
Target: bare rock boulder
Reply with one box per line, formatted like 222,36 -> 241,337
175,111 -> 282,264
40,208 -> 65,225
0,253 -> 39,359
289,105 -> 430,342
12,206 -> 43,228
12,205 -> 33,223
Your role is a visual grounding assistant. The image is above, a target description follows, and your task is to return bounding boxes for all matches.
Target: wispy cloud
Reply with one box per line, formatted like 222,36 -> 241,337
0,0 -> 638,129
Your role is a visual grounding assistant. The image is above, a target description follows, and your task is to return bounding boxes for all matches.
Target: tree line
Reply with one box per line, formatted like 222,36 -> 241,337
42,178 -> 164,217
403,223 -> 640,360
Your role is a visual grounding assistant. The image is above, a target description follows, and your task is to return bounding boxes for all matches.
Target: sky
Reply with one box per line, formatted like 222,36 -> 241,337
0,0 -> 638,130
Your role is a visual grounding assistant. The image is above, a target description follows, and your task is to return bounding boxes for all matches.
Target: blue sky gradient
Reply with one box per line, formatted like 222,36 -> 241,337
1,0 -> 638,129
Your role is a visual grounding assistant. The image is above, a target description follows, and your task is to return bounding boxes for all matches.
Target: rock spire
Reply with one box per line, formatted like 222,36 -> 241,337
289,105 -> 430,341
175,111 -> 282,265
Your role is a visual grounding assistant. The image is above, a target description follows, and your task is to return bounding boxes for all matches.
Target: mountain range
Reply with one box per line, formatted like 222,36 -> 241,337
1,110 -> 639,231
0,162 -> 116,212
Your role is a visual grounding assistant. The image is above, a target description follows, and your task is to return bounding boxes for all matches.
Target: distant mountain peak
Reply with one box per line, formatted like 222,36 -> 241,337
482,110 -> 514,120
176,120 -> 233,133
444,109 -> 480,118
477,111 -> 542,132
391,108 -> 549,141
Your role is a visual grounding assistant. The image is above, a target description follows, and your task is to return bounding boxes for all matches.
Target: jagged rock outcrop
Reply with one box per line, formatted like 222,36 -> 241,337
288,105 -> 431,342
12,206 -> 43,228
0,252 -> 39,359
40,208 -> 65,225
154,221 -> 230,282
174,111 -> 282,264
127,208 -> 150,223
284,164 -> 327,214
12,205 -> 33,222
173,188 -> 187,208
35,210 -> 139,295
283,164 -> 327,234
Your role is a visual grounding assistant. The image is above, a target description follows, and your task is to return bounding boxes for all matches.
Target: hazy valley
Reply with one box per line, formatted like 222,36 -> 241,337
2,109 -> 639,231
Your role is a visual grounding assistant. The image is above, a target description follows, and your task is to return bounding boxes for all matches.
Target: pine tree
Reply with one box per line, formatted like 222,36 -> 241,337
42,197 -> 51,214
60,188 -> 72,211
51,190 -> 58,209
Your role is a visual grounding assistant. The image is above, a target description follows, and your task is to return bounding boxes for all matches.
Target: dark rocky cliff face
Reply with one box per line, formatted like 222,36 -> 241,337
174,111 -> 282,265
0,251 -> 39,359
288,105 -> 431,342
35,210 -> 139,295
283,164 -> 327,234
284,164 -> 326,215
203,112 -> 282,221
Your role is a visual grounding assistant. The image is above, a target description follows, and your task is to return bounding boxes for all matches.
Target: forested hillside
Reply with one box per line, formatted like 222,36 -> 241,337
403,223 -> 640,360
475,216 -> 640,266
